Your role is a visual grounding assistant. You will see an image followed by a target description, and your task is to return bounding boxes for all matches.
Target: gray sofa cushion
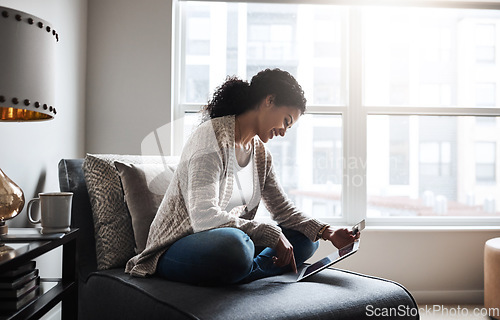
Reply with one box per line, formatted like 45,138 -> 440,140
114,161 -> 176,253
81,268 -> 418,320
82,154 -> 179,269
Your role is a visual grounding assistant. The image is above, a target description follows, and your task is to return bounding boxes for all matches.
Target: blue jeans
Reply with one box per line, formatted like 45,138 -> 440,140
156,227 -> 319,286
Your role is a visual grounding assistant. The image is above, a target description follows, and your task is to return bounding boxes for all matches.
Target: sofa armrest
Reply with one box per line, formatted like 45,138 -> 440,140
58,159 -> 98,280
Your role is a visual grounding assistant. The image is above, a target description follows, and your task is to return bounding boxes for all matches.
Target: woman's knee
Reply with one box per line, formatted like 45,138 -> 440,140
297,237 -> 319,260
309,239 -> 320,257
211,228 -> 255,282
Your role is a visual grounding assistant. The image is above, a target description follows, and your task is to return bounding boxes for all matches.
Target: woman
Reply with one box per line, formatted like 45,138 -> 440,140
125,69 -> 359,285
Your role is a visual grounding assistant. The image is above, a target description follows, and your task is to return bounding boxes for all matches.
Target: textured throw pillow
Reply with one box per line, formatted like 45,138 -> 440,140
114,161 -> 176,254
82,154 -> 179,270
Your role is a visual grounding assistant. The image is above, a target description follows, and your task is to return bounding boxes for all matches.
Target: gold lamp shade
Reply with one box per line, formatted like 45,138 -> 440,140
0,106 -> 53,121
0,168 -> 25,234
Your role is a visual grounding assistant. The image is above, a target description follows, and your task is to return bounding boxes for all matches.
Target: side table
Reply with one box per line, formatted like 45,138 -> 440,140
0,228 -> 78,320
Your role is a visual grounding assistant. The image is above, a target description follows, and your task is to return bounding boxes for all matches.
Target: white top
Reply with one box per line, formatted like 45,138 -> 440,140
226,147 -> 254,213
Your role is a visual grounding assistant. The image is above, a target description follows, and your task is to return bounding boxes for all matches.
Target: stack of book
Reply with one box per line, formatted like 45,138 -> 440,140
0,261 -> 40,311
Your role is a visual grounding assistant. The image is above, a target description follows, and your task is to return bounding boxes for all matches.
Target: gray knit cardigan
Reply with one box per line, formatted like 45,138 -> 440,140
125,115 -> 326,277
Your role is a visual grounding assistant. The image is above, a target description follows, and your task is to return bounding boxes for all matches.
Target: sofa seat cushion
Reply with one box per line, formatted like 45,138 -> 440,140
81,268 -> 418,320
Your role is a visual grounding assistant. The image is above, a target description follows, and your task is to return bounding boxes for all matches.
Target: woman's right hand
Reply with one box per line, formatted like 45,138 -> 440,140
273,232 -> 297,273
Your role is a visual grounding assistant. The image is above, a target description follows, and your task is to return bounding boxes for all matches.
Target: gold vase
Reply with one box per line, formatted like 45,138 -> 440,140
0,167 -> 25,235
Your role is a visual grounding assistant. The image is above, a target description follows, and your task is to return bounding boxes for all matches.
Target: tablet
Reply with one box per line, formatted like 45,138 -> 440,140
296,240 -> 360,282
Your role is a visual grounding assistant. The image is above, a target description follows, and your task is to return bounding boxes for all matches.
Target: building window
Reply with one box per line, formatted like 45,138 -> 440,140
476,23 -> 496,63
419,142 -> 452,177
476,142 -> 497,183
389,116 -> 410,185
476,83 -> 496,107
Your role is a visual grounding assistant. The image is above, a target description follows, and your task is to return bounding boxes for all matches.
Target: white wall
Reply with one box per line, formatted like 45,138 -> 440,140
84,0 -> 500,306
86,0 -> 173,155
0,0 -> 87,227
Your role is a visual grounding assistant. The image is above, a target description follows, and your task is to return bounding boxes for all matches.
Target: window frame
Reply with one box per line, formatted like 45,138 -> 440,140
171,0 -> 500,226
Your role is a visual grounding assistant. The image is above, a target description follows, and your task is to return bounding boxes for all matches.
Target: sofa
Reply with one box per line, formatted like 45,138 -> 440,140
58,155 -> 420,320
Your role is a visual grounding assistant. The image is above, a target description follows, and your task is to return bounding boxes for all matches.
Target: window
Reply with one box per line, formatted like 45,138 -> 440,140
419,142 -> 451,177
174,1 -> 500,225
476,142 -> 497,183
476,83 -> 496,107
476,23 -> 496,63
367,116 -> 500,218
177,2 -> 346,106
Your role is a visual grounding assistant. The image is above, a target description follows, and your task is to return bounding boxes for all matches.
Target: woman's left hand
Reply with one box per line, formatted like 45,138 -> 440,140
322,227 -> 360,249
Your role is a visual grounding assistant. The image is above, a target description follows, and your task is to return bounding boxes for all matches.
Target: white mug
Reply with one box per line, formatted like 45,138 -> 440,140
27,192 -> 73,234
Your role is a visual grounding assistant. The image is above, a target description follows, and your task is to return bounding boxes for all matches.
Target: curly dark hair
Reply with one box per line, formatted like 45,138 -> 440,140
201,68 -> 306,122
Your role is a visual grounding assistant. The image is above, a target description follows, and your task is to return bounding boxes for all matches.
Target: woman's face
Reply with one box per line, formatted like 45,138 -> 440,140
256,96 -> 302,143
